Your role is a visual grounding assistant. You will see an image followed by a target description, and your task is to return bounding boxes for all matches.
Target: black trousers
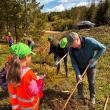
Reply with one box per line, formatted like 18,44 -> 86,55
76,67 -> 96,99
56,56 -> 68,76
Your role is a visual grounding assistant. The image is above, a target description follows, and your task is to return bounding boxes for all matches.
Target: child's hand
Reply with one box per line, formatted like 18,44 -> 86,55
44,72 -> 47,77
35,72 -> 38,75
37,75 -> 46,80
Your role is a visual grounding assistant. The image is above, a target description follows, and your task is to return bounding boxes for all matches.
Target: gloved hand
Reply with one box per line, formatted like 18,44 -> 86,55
89,58 -> 95,65
55,62 -> 58,66
77,75 -> 82,83
55,61 -> 60,67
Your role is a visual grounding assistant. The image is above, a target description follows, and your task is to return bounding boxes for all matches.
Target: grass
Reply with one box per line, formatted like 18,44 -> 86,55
0,25 -> 110,110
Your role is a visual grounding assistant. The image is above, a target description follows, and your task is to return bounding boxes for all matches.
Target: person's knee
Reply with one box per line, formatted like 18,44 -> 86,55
64,64 -> 67,68
89,82 -> 95,87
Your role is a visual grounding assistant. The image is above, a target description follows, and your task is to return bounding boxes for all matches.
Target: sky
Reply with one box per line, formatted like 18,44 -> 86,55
37,0 -> 100,12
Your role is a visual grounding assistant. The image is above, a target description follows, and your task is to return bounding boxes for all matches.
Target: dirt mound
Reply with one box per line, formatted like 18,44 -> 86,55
40,89 -> 96,110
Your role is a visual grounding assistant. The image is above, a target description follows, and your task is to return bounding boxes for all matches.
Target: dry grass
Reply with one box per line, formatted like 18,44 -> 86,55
0,26 -> 110,110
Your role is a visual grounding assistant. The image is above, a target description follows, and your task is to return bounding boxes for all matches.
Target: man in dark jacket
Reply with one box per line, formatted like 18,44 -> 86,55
55,37 -> 68,77
48,36 -> 68,77
48,36 -> 57,61
68,32 -> 106,105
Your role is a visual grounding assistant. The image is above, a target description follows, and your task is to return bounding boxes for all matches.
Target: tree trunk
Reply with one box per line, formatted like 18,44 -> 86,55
15,23 -> 18,43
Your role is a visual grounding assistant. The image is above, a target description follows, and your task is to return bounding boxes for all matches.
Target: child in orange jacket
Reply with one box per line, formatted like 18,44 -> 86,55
7,42 -> 44,110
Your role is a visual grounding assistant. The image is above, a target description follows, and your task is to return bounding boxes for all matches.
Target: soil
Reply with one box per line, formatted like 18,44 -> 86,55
40,89 -> 96,110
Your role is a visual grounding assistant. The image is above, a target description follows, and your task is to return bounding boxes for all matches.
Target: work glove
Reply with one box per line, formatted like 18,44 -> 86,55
55,61 -> 58,66
55,58 -> 60,67
89,58 -> 96,68
89,58 -> 95,64
77,75 -> 82,83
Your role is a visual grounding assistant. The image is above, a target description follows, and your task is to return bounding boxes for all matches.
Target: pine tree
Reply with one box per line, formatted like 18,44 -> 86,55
95,0 -> 109,25
86,3 -> 96,22
104,0 -> 110,25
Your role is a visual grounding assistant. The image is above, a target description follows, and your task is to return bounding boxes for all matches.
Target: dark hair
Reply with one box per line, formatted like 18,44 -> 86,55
7,55 -> 21,84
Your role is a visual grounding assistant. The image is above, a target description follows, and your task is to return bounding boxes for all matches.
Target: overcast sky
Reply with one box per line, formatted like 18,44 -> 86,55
37,0 -> 100,12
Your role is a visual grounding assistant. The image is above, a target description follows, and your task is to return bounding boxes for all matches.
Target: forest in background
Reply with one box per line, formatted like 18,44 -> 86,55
47,0 -> 110,31
0,0 -> 110,39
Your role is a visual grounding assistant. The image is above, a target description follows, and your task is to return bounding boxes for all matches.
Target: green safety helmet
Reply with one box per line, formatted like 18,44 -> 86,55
59,37 -> 68,48
9,44 -> 17,54
9,42 -> 35,58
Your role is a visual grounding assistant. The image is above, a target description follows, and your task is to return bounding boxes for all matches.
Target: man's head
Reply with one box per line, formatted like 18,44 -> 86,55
68,32 -> 81,48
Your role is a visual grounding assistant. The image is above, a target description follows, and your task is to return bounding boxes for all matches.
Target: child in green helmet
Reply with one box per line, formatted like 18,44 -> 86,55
55,37 -> 69,77
7,42 -> 44,110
